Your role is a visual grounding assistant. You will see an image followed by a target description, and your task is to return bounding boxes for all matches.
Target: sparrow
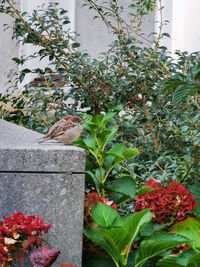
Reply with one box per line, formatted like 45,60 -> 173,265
38,115 -> 83,144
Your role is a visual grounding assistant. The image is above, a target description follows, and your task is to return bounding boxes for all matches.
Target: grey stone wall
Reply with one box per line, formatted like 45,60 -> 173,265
0,120 -> 85,267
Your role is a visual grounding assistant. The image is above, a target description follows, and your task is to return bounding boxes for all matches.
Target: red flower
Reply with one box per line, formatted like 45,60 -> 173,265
0,213 -> 51,266
30,246 -> 60,267
1,213 -> 51,236
135,181 -> 197,224
145,179 -> 162,189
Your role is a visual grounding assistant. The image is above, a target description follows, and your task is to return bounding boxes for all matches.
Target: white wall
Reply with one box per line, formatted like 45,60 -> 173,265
157,0 -> 200,53
76,0 -> 155,57
0,1 -> 19,92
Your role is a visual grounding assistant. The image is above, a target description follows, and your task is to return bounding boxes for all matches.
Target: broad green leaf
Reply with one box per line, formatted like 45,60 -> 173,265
84,227 -> 123,265
85,209 -> 153,267
157,255 -> 182,267
187,183 -> 200,219
101,112 -> 116,125
177,249 -> 200,267
135,233 -> 191,267
102,127 -> 118,148
140,221 -> 166,237
174,84 -> 200,104
104,155 -> 115,170
96,127 -> 117,149
107,175 -> 136,198
92,203 -> 120,227
73,139 -> 87,149
124,209 -> 154,258
160,79 -> 187,94
172,217 -> 200,248
194,206 -> 200,219
83,136 -> 96,150
85,170 -> 100,188
136,186 -> 154,196
158,249 -> 200,267
108,143 -> 126,157
95,168 -> 105,182
123,147 -> 140,159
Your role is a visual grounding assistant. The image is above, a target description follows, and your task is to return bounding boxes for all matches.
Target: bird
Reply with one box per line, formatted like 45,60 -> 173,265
38,115 -> 83,144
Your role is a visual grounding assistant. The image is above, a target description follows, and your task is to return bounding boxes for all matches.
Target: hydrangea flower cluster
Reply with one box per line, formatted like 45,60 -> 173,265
0,212 -> 51,266
135,179 -> 197,224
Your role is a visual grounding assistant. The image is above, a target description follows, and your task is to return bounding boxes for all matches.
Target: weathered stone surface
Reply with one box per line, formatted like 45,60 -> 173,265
0,120 -> 85,173
0,120 -> 85,266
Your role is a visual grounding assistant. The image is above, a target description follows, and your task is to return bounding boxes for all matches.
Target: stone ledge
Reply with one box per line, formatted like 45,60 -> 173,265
0,120 -> 85,173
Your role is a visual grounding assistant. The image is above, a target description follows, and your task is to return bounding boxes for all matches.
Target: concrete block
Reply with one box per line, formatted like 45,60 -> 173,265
0,120 -> 85,266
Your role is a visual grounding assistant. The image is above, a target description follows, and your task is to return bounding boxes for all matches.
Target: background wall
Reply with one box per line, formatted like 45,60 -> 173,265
1,1 -> 200,92
76,0 -> 155,57
0,1 -> 19,92
157,0 -> 200,53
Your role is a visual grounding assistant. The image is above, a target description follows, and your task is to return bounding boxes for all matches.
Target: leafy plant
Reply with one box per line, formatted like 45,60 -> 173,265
85,204 -> 153,267
0,0 -> 199,184
161,56 -> 200,104
75,112 -> 139,199
85,203 -> 192,267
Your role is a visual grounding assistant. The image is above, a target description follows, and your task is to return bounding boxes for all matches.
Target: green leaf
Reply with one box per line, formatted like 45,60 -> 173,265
102,127 -> 118,147
135,233 -> 191,267
123,147 -> 140,159
174,84 -> 200,104
124,209 -> 154,259
160,79 -> 187,94
85,209 -> 153,267
157,255 -> 182,267
172,217 -> 200,248
97,127 -> 117,149
157,249 -> 200,267
72,42 -> 80,48
83,136 -> 96,150
107,175 -> 136,198
85,170 -> 100,188
104,155 -> 115,170
92,203 -> 120,227
108,143 -> 126,157
187,183 -> 200,219
177,249 -> 200,266
101,112 -> 116,125
84,226 -> 125,265
136,186 -> 154,196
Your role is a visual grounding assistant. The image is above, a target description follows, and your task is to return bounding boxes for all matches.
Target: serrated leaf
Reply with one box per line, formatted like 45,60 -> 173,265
108,143 -> 126,157
174,84 -> 200,104
107,175 -> 136,198
160,79 -> 187,94
85,209 -> 153,267
135,233 -> 191,267
92,203 -> 120,227
123,148 -> 140,159
172,217 -> 200,248
83,136 -> 96,150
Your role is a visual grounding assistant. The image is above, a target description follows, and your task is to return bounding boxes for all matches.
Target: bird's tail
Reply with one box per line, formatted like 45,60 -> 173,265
38,136 -> 50,143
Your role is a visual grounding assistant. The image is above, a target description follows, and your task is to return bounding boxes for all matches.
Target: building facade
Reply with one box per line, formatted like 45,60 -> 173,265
0,0 -> 200,91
